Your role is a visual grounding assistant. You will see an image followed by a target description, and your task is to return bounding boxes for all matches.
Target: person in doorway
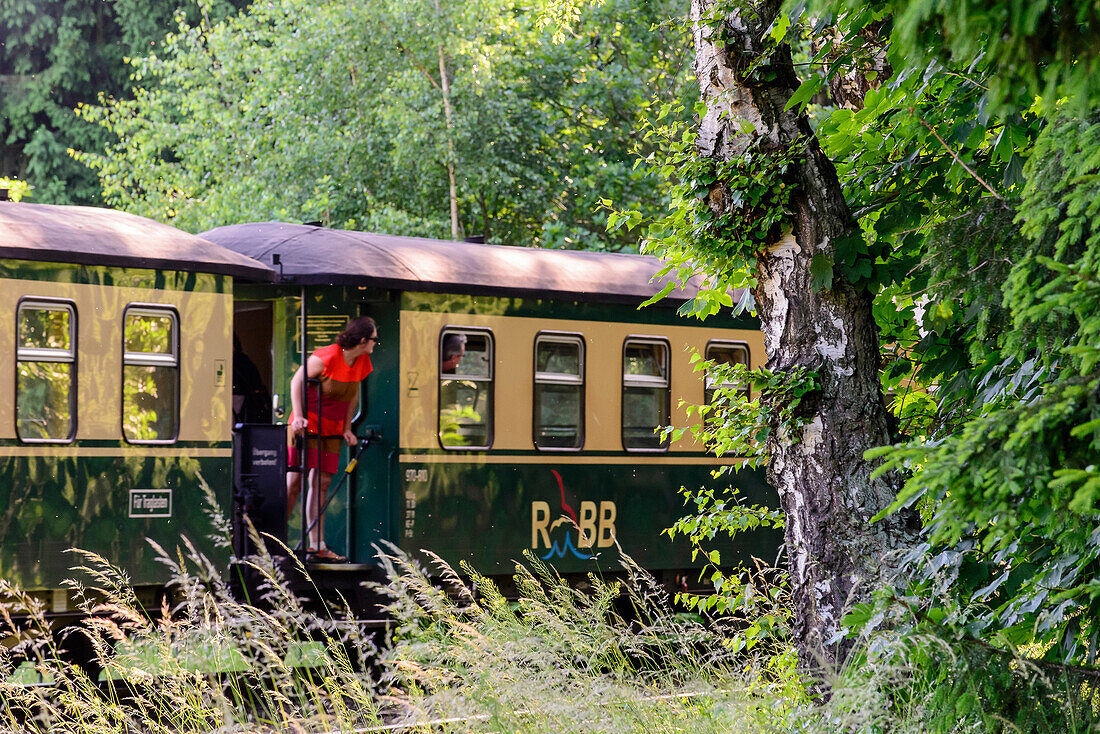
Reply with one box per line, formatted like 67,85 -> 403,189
233,334 -> 271,424
286,316 -> 377,562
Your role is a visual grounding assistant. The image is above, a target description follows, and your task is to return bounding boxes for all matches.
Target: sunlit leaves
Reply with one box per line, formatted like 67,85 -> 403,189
0,177 -> 31,202
76,0 -> 693,249
609,101 -> 801,317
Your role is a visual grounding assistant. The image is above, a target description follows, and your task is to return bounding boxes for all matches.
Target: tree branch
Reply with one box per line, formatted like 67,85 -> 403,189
394,39 -> 441,93
913,112 -> 1006,203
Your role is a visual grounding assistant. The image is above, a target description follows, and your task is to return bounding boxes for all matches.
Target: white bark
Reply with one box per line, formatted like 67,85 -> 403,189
433,0 -> 460,240
691,0 -> 917,675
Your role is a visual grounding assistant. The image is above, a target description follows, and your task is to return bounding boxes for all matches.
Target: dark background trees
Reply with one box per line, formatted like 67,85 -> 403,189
0,0 -> 248,203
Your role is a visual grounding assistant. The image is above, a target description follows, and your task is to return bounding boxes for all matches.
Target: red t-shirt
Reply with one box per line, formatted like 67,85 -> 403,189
293,343 -> 373,435
314,343 -> 372,382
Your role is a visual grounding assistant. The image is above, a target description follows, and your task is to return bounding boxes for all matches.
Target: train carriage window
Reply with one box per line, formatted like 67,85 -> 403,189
534,333 -> 584,450
439,329 -> 493,449
16,300 -> 76,442
622,338 -> 670,451
122,306 -> 179,443
704,341 -> 750,405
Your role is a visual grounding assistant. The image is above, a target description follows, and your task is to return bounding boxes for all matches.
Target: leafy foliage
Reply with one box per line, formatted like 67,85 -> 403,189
662,353 -> 811,655
76,0 -> 694,248
863,114 -> 1100,668
668,354 -> 818,471
795,0 -> 1100,687
664,491 -> 789,654
608,99 -> 803,317
611,0 -> 1100,706
834,0 -> 1100,114
0,177 -> 31,202
827,609 -> 1100,732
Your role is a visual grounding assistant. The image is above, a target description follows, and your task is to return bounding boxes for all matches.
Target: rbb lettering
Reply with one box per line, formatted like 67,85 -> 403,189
578,501 -> 597,548
598,501 -> 616,547
531,501 -> 551,548
529,500 -> 617,551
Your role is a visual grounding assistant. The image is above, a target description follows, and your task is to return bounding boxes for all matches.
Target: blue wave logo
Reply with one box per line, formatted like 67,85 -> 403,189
540,531 -> 594,561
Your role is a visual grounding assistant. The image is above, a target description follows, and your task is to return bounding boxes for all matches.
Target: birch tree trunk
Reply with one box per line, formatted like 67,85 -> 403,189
432,0 -> 461,240
690,0 -> 917,674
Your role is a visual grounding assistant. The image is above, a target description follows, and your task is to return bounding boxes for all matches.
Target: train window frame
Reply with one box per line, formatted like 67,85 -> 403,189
438,326 -> 494,451
621,336 -> 671,452
704,340 -> 751,404
15,297 -> 78,444
121,304 -> 181,445
532,331 -> 585,452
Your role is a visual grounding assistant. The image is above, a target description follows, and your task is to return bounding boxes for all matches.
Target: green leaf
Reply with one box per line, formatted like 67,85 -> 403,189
810,251 -> 833,291
785,75 -> 824,112
767,12 -> 791,44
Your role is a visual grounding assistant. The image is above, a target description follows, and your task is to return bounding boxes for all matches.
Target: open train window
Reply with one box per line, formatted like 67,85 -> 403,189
439,328 -> 493,449
622,338 -> 670,451
533,332 -> 584,451
705,340 -> 750,404
15,299 -> 76,443
122,306 -> 179,444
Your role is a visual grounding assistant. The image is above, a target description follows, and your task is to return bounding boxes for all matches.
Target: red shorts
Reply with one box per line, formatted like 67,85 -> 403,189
287,436 -> 342,475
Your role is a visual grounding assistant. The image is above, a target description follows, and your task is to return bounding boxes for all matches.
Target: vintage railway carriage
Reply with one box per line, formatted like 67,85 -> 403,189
0,203 -> 273,613
205,223 -> 777,587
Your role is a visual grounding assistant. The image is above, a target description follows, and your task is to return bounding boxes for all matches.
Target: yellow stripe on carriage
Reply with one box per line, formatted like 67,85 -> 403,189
0,446 -> 233,458
398,453 -> 746,466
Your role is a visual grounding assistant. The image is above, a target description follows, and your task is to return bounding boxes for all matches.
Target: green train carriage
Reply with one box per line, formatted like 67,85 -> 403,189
0,201 -> 777,618
206,223 -> 778,590
0,202 -> 273,615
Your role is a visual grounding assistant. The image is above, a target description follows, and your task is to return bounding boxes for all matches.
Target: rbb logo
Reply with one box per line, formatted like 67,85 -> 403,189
530,470 -> 617,560
531,500 -> 617,550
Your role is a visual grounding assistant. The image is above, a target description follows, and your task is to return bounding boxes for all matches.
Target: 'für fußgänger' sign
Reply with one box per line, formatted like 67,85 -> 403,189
129,489 -> 173,518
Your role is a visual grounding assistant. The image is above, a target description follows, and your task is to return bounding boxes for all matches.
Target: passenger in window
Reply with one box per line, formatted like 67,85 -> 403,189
441,333 -> 466,374
286,316 -> 377,562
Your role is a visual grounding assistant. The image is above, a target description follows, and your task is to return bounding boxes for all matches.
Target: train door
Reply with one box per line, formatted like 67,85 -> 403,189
233,290 -> 397,566
346,294 -> 400,564
231,300 -> 283,561
233,301 -> 274,424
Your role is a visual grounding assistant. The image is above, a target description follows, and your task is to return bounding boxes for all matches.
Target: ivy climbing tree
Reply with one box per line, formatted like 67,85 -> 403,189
679,0 -> 921,675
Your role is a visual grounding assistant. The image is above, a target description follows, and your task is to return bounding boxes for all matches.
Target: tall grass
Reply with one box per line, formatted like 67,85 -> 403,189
373,546 -> 805,733
0,531 -> 384,733
0,531 -> 806,732
0,490 -> 1092,733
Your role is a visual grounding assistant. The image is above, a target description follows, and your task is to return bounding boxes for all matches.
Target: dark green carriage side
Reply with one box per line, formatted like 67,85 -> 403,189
259,285 -> 777,580
387,291 -> 777,578
0,261 -> 237,600
393,458 -> 776,576
0,452 -> 233,591
206,222 -> 778,583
